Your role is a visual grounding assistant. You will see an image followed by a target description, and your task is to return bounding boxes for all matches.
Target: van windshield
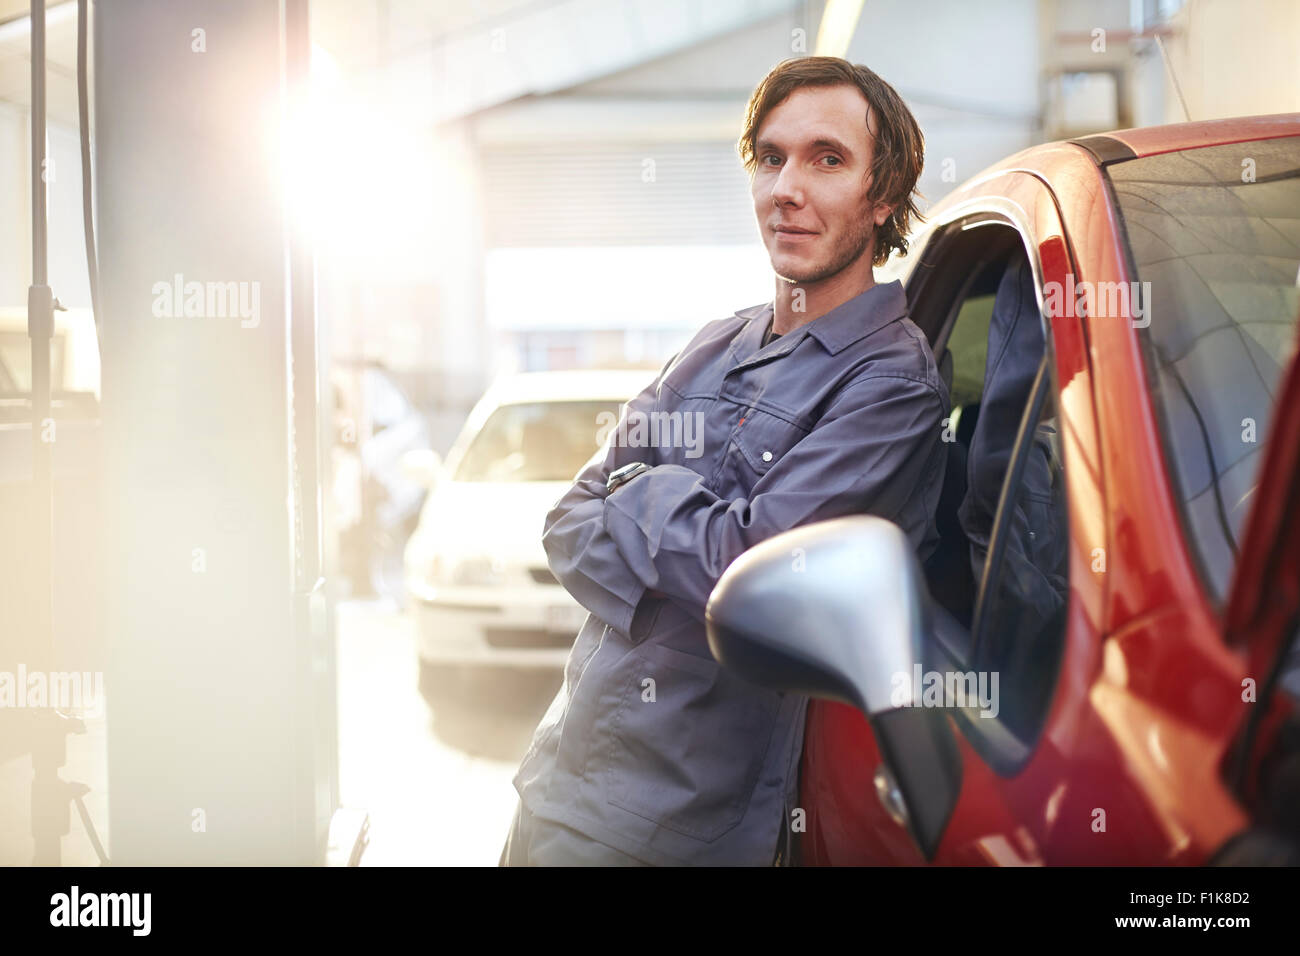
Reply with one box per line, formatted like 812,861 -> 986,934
454,400 -> 622,483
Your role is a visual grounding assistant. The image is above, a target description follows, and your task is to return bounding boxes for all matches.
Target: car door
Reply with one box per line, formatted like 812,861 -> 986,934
1220,310 -> 1300,854
797,173 -> 1105,865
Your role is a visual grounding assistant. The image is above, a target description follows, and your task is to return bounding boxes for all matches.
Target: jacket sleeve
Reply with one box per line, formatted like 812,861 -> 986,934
603,373 -> 947,623
539,351 -> 682,637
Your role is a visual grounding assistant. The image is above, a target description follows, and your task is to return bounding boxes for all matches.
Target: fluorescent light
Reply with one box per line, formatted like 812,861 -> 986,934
814,0 -> 866,58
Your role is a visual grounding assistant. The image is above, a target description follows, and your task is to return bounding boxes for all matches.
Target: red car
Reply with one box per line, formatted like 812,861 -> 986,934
707,114 -> 1300,865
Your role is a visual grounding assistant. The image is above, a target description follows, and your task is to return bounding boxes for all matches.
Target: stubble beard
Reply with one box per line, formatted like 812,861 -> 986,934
772,200 -> 878,285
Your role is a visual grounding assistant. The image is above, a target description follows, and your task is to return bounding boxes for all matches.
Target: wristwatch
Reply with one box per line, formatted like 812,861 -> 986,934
606,461 -> 649,495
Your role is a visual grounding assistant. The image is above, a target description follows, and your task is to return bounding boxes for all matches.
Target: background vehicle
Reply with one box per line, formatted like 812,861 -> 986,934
331,360 -> 433,602
403,369 -> 651,688
708,115 -> 1300,865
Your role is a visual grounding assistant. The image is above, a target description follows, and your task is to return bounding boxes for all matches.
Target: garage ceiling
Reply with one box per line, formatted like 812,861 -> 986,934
308,0 -> 801,124
0,0 -> 800,130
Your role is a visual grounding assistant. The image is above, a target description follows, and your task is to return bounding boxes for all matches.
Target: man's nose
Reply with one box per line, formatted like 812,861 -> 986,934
770,162 -> 804,207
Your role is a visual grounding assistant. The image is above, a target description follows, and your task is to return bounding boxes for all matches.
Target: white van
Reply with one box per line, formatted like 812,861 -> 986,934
402,369 -> 652,680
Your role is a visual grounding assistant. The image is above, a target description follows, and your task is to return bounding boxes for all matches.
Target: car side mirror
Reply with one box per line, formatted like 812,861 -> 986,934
399,448 -> 443,489
705,515 -> 961,859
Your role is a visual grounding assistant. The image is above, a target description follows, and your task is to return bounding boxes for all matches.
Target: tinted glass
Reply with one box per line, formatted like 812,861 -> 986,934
1108,137 -> 1300,602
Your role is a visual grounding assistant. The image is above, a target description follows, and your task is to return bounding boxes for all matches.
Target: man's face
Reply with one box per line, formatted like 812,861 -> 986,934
751,84 -> 892,284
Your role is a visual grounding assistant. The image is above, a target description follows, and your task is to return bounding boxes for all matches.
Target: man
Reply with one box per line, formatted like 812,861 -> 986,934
501,56 -> 948,866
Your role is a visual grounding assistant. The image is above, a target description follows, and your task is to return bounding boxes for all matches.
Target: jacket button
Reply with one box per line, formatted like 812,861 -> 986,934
762,451 -> 773,462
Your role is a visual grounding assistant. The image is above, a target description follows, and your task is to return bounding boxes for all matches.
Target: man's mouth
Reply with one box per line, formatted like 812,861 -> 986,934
773,224 -> 818,242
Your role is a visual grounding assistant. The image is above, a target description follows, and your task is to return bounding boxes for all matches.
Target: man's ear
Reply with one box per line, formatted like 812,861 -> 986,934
871,200 -> 895,228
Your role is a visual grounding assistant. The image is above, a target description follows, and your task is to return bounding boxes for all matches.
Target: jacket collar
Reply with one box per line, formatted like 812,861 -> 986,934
732,279 -> 909,359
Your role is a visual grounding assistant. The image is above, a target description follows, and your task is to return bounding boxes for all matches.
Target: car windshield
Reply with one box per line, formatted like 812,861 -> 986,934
1108,135 -> 1300,603
453,399 -> 623,482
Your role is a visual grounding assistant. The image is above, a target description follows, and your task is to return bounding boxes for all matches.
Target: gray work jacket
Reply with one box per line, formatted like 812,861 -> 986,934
512,279 -> 950,865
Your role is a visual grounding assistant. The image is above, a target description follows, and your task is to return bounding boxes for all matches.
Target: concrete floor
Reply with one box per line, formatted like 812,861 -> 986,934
0,598 -> 562,866
336,598 -> 561,866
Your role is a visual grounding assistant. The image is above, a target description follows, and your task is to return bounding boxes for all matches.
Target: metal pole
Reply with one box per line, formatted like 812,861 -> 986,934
27,0 -> 64,867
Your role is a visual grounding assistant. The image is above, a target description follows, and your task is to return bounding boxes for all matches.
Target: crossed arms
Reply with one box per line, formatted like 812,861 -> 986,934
541,355 -> 947,636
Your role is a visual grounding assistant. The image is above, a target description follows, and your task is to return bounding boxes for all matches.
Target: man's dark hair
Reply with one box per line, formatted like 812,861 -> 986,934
739,56 -> 925,267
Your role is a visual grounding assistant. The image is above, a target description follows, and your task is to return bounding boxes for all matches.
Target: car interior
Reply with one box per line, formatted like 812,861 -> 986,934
908,226 -> 1037,623
902,221 -> 1071,757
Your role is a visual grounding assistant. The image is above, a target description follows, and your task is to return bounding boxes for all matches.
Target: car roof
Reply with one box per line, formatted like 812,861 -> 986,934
972,113 -> 1300,182
917,113 -> 1300,235
483,368 -> 658,405
1071,112 -> 1300,161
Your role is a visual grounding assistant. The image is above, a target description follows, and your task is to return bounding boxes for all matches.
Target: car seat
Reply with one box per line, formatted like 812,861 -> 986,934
957,253 -> 1068,660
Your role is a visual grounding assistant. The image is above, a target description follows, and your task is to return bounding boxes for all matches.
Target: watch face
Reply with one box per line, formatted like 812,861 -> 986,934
608,462 -> 643,492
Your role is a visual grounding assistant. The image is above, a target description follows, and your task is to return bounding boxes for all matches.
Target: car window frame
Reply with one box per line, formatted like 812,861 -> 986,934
905,203 -> 1076,776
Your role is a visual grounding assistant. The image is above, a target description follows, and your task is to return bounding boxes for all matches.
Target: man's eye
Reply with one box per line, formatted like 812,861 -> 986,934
822,155 -> 842,167
761,154 -> 782,166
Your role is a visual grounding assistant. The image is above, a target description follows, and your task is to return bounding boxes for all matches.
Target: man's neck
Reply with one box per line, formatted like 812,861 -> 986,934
772,258 -> 878,335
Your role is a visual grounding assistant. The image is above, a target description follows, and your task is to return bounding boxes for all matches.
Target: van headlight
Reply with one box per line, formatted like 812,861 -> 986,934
450,555 -> 507,587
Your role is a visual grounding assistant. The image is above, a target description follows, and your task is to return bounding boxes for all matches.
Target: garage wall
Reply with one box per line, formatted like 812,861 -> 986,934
482,140 -> 755,247
1167,0 -> 1300,122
